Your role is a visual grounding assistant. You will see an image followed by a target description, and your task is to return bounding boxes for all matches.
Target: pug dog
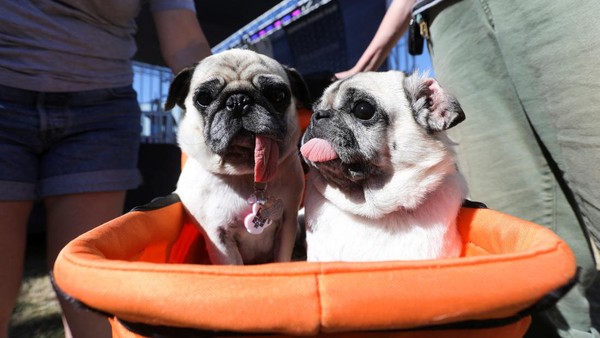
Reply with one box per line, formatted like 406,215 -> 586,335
165,49 -> 310,265
300,71 -> 468,262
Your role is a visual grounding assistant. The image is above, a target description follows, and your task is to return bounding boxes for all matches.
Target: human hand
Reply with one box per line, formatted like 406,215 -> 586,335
334,69 -> 358,80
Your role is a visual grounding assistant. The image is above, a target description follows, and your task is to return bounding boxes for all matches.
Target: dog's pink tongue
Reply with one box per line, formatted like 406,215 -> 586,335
255,135 -> 279,183
300,138 -> 338,162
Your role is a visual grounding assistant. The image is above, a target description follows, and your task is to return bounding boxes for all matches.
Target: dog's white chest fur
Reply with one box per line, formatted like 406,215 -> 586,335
304,171 -> 466,262
176,159 -> 280,264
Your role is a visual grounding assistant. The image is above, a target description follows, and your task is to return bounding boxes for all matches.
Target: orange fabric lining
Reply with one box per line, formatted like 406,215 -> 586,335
53,200 -> 576,338
298,107 -> 312,132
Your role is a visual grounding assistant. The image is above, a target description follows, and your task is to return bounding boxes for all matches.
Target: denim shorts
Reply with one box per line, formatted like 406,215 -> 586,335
0,84 -> 142,200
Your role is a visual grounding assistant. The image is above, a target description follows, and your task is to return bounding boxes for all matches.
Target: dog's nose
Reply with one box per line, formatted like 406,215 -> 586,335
225,93 -> 252,115
312,109 -> 332,121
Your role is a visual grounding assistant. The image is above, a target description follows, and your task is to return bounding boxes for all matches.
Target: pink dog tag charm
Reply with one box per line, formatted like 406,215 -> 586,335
244,203 -> 271,234
244,194 -> 284,235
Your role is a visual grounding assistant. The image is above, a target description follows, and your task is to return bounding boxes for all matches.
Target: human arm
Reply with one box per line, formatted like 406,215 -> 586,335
335,0 -> 416,79
152,8 -> 212,74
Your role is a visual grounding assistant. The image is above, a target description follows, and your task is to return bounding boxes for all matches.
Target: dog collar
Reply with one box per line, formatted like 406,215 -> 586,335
244,183 -> 283,235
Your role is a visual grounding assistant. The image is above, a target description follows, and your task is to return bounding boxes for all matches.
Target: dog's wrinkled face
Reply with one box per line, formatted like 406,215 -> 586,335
301,71 -> 464,192
166,49 -> 310,178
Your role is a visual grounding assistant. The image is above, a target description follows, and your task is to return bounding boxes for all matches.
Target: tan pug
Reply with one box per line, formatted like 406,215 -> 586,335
300,71 -> 468,262
165,49 -> 310,265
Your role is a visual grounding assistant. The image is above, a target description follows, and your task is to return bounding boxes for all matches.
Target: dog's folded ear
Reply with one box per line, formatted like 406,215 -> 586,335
284,66 -> 313,109
403,74 -> 465,132
164,64 -> 196,112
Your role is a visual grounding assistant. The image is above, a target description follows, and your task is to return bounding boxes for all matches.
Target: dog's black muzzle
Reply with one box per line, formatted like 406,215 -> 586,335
225,93 -> 253,116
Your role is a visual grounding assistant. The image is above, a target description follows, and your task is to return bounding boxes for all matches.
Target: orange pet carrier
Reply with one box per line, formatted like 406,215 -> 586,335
53,194 -> 576,338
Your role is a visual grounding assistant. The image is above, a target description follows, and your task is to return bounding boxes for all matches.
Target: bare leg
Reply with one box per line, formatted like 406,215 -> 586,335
45,191 -> 126,338
0,201 -> 33,338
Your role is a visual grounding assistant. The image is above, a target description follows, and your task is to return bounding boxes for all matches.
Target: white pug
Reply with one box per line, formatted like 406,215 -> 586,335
300,71 -> 468,262
165,49 -> 310,265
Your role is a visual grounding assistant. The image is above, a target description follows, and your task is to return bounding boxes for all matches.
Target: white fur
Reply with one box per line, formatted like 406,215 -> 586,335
305,171 -> 466,261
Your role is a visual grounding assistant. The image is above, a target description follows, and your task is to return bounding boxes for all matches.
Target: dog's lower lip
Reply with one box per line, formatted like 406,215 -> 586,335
230,142 -> 253,151
230,133 -> 254,149
346,163 -> 366,181
348,169 -> 365,181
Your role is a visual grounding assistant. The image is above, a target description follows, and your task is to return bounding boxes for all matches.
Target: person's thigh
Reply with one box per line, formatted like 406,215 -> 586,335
426,0 -> 596,335
40,87 -> 142,338
0,201 -> 33,337
491,1 -> 600,333
490,0 -> 600,253
426,0 -> 582,238
45,191 -> 123,338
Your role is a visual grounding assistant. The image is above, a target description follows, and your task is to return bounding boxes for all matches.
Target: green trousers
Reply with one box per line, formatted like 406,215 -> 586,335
426,0 -> 600,337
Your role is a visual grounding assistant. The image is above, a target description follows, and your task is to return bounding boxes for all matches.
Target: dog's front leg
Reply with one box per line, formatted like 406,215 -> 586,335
273,211 -> 298,262
204,228 -> 244,265
273,159 -> 304,262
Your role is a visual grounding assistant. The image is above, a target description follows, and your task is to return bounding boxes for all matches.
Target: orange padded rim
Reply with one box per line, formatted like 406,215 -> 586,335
53,195 -> 576,336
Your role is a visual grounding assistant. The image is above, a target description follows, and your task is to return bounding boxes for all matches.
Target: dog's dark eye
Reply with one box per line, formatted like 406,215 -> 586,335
352,101 -> 375,120
264,88 -> 288,104
194,90 -> 213,107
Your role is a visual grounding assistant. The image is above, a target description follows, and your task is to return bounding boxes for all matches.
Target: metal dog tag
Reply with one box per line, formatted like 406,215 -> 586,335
244,186 -> 283,235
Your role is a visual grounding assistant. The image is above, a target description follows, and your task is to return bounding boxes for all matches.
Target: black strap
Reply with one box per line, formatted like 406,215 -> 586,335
129,193 -> 181,212
462,199 -> 488,209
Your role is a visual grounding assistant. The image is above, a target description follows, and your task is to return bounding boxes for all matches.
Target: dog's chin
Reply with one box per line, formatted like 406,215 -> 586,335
220,132 -> 255,167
